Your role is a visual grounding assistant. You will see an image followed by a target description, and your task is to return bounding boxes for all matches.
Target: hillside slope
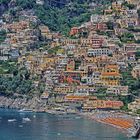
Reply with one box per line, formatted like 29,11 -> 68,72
0,0 -> 114,34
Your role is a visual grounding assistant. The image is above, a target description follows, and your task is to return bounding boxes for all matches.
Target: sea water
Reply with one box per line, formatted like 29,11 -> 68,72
0,109 -> 134,140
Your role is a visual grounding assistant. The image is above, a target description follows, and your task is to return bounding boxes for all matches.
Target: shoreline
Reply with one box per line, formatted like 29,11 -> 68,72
1,106 -> 135,135
79,113 -> 127,132
0,95 -> 137,137
78,111 -> 136,136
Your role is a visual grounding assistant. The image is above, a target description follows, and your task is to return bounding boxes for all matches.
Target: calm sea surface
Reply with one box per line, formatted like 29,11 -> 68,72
0,109 -> 134,140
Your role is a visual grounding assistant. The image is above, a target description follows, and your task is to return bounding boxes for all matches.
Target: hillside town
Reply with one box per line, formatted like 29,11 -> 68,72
1,0 -> 140,116
0,0 -> 140,137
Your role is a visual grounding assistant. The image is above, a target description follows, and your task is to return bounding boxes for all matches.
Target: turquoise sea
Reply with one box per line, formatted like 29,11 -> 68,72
0,109 -> 134,140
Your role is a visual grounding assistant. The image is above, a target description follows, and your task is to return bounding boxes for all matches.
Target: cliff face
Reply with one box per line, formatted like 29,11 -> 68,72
0,96 -> 47,111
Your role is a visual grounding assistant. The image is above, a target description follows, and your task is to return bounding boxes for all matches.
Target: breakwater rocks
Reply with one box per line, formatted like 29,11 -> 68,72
0,96 -> 47,112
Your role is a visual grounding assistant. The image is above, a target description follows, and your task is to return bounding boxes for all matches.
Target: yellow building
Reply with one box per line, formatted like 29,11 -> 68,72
125,0 -> 138,4
66,59 -> 75,71
54,86 -> 74,94
39,25 -> 50,37
43,57 -> 55,64
101,64 -> 121,86
112,2 -> 122,11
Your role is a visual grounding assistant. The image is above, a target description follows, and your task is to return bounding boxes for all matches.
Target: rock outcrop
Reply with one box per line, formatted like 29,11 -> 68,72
0,96 -> 48,112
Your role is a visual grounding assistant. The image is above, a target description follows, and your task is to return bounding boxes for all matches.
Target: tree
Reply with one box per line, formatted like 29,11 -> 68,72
137,109 -> 140,114
138,9 -> 140,18
106,21 -> 114,30
135,51 -> 140,60
0,29 -> 7,44
120,32 -> 135,43
16,0 -> 36,9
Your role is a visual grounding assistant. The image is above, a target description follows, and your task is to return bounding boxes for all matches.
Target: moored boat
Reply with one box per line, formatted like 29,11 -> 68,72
18,109 -> 33,113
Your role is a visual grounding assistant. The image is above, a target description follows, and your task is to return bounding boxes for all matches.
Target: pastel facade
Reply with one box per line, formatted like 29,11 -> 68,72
87,48 -> 112,57
131,65 -> 140,79
101,64 -> 121,86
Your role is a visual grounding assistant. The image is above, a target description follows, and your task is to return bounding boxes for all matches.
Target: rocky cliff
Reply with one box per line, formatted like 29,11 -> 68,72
0,96 -> 48,112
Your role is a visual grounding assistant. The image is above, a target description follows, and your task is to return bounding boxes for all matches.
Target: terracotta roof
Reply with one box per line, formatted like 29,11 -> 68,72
102,72 -> 121,77
106,65 -> 118,69
65,95 -> 88,100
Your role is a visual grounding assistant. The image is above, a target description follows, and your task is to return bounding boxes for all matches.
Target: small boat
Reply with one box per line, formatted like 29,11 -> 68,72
66,109 -> 76,114
22,117 -> 31,122
132,127 -> 140,139
130,117 -> 140,139
8,119 -> 16,122
57,133 -> 61,136
136,117 -> 140,120
18,109 -> 33,113
75,116 -> 81,119
19,125 -> 23,128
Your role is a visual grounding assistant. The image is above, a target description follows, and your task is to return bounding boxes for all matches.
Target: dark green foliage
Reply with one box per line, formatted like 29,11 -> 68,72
0,29 -> 7,44
121,65 -> 140,98
0,70 -> 33,96
106,21 -> 114,30
137,109 -> 140,114
135,51 -> 140,60
95,88 -> 107,98
119,32 -> 135,43
16,0 -> 36,9
47,46 -> 60,54
0,60 -> 17,74
0,60 -> 45,96
119,95 -> 133,105
123,1 -> 135,9
75,60 -> 81,70
1,0 -> 114,35
138,9 -> 140,18
128,26 -> 140,33
0,0 -> 11,4
121,66 -> 135,87
35,3 -> 91,35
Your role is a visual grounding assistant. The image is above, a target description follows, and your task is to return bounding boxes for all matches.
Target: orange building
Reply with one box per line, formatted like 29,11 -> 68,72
131,65 -> 140,79
112,2 -> 122,11
96,23 -> 107,31
69,27 -> 79,36
66,59 -> 75,71
101,64 -> 121,86
83,97 -> 124,111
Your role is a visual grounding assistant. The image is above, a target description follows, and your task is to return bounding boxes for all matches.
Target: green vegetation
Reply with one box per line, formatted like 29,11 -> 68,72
121,66 -> 135,86
16,0 -> 36,9
121,65 -> 140,98
0,60 -> 45,97
137,109 -> 140,114
123,1 -> 136,9
95,87 -> 108,99
0,60 -> 17,74
0,67 -> 33,96
119,32 -> 135,43
106,21 -> 114,30
47,46 -> 61,55
137,9 -> 140,18
0,29 -> 7,44
1,0 -> 114,35
128,26 -> 140,32
0,0 -> 10,4
35,5 -> 91,35
135,51 -> 140,60
75,60 -> 81,70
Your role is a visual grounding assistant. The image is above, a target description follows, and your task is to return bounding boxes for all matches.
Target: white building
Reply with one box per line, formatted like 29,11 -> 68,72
36,0 -> 44,5
87,48 -> 112,57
